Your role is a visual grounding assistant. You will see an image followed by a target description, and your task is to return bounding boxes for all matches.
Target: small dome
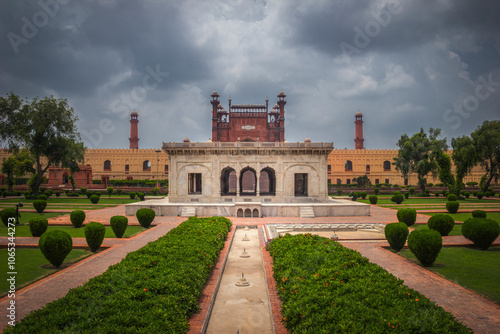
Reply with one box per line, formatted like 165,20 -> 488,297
356,110 -> 362,116
207,137 -> 212,142
212,90 -> 218,95
279,90 -> 285,95
304,137 -> 311,143
183,136 -> 190,143
131,109 -> 138,116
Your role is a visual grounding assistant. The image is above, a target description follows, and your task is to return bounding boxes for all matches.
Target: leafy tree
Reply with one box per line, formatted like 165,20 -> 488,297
393,128 -> 447,194
471,121 -> 500,192
352,174 -> 370,187
1,150 -> 35,191
436,152 -> 463,195
451,135 -> 476,192
59,141 -> 85,193
0,93 -> 85,196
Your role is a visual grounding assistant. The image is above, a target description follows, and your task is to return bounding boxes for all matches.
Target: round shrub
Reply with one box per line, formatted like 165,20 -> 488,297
404,192 -> 409,199
476,192 -> 483,199
29,217 -> 48,237
37,194 -> 48,201
359,191 -> 367,199
33,200 -> 47,213
55,191 -> 61,197
434,192 -> 440,197
107,186 -> 114,197
95,191 -> 102,197
80,187 -> 87,195
391,194 -> 404,204
409,187 -> 415,195
129,192 -> 136,199
462,218 -> 500,250
336,189 -> 342,196
84,222 -> 105,252
384,222 -> 409,252
86,191 -> 93,199
463,191 -> 470,199
407,228 -> 442,266
446,201 -> 459,214
38,230 -> 72,268
1,208 -> 17,227
427,214 -> 455,236
447,194 -> 458,201
89,194 -> 100,204
110,215 -> 128,238
70,210 -> 86,228
351,192 -> 358,201
374,188 -> 379,195
396,208 -> 417,226
471,210 -> 486,219
136,208 -> 155,228
138,192 -> 145,201
368,195 -> 378,204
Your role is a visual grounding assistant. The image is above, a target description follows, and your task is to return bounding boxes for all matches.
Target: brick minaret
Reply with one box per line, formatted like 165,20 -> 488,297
129,109 -> 139,149
354,110 -> 364,149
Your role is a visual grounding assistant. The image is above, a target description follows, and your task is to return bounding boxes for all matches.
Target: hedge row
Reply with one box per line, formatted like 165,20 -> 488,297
5,216 -> 232,333
269,233 -> 471,333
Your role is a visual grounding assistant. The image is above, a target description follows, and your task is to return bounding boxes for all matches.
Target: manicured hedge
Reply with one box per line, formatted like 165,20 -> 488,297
269,233 -> 471,333
5,216 -> 232,333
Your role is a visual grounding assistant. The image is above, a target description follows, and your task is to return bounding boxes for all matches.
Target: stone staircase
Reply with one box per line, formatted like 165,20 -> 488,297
181,206 -> 196,217
300,207 -> 315,218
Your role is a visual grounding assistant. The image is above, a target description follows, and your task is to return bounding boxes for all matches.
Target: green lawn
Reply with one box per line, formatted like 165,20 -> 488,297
359,198 -> 499,205
423,212 -> 500,222
398,246 -> 500,304
0,224 -> 146,238
0,248 -> 92,297
0,198 -> 139,205
411,223 -> 463,236
0,212 -> 65,225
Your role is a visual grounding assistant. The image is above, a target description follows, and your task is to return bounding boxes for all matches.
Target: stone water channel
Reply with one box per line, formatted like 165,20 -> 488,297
206,226 -> 274,333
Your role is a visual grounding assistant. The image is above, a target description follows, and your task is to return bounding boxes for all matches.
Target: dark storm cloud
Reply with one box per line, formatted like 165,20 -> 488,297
1,0 -> 499,150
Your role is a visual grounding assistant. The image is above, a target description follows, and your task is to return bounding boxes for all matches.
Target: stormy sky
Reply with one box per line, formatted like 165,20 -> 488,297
1,0 -> 499,150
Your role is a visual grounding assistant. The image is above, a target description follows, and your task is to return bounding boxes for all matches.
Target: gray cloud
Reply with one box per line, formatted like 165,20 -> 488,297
1,0 -> 499,150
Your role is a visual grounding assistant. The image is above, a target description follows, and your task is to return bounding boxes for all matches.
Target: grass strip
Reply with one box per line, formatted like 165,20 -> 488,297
0,248 -> 92,297
269,233 -> 472,333
4,216 -> 232,333
0,225 -> 145,238
398,247 -> 500,303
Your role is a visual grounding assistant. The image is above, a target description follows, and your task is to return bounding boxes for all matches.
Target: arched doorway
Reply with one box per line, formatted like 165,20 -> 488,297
240,167 -> 256,195
260,167 -> 276,195
221,167 -> 237,195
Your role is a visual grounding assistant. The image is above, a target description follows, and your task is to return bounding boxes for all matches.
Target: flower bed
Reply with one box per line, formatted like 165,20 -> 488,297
5,216 -> 231,333
269,233 -> 472,333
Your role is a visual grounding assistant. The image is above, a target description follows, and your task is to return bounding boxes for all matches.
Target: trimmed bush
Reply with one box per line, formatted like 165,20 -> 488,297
70,210 -> 86,228
110,215 -> 128,238
1,208 -> 17,227
409,186 -> 415,195
368,195 -> 378,204
95,191 -> 102,197
336,189 -> 342,196
471,210 -> 486,219
404,191 -> 409,199
33,200 -> 47,213
116,189 -> 123,195
44,190 -> 53,197
476,192 -> 483,199
80,187 -> 87,195
107,186 -> 114,197
462,218 -> 500,250
129,191 -> 136,199
136,208 -> 155,228
374,187 -> 379,195
391,194 -> 404,204
397,208 -> 417,226
38,230 -> 73,268
64,189 -> 70,194
138,192 -> 145,201
29,217 -> 48,237
447,194 -> 458,201
84,222 -> 105,252
407,228 -> 442,266
55,191 -> 61,197
434,192 -> 440,197
89,194 -> 100,204
67,192 -> 79,197
427,214 -> 455,236
37,194 -> 48,200
351,192 -> 358,201
384,222 -> 409,251
86,191 -> 93,199
359,191 -> 367,199
446,201 -> 459,214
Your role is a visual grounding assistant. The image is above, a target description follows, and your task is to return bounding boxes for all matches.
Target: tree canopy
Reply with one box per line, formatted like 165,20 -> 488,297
393,128 -> 447,194
0,93 -> 85,195
470,121 -> 499,192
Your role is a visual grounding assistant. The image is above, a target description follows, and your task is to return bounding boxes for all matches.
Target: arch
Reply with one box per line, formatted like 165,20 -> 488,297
240,167 -> 257,195
104,160 -> 111,171
260,167 -> 276,195
62,171 -> 69,184
345,160 -> 353,171
383,160 -> 391,171
143,160 -> 151,171
252,208 -> 259,218
221,167 -> 237,196
244,208 -> 252,217
237,208 -> 243,217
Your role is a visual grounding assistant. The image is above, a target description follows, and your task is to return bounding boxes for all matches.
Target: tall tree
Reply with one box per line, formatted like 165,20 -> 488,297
451,135 -> 476,192
393,128 -> 447,194
470,120 -> 500,192
0,150 -> 35,191
0,93 -> 85,195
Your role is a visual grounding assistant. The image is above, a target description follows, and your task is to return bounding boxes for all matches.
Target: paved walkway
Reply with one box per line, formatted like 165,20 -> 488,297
1,204 -> 499,333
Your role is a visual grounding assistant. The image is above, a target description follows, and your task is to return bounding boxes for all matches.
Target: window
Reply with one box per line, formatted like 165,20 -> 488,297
345,160 -> 353,171
327,164 -> 331,172
188,173 -> 202,194
125,164 -> 129,171
104,160 -> 111,171
221,167 -> 237,195
346,179 -> 351,185
385,179 -> 390,184
260,167 -> 276,196
240,167 -> 257,195
404,178 -> 408,186
383,160 -> 391,171
164,165 -> 168,173
143,160 -> 151,171
294,173 -> 308,196
375,179 -> 379,184
337,179 -> 341,185
366,164 -> 370,172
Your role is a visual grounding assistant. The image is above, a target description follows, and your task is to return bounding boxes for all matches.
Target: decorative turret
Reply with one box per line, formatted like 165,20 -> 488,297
354,110 -> 364,149
129,109 -> 139,149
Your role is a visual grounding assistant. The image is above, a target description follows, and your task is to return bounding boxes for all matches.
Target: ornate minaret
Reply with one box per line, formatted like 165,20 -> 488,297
277,91 -> 286,142
354,110 -> 364,149
129,109 -> 139,149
